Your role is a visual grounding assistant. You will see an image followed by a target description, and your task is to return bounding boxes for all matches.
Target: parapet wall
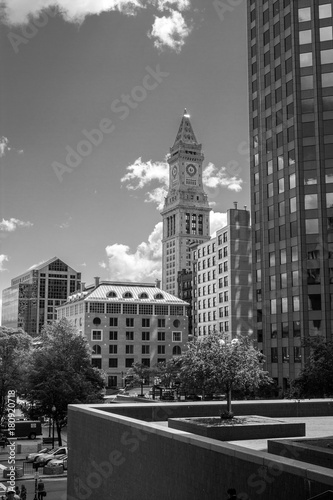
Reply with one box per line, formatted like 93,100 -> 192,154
67,400 -> 333,500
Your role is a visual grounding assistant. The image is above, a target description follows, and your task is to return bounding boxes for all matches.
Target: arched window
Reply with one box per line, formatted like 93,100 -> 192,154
107,291 -> 117,298
93,317 -> 101,325
123,292 -> 133,298
139,292 -> 149,299
173,346 -> 181,356
92,345 -> 101,355
154,293 -> 164,300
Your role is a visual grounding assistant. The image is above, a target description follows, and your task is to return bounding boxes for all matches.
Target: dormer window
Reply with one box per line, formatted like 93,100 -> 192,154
139,292 -> 149,299
123,292 -> 133,299
107,291 -> 117,298
154,293 -> 164,300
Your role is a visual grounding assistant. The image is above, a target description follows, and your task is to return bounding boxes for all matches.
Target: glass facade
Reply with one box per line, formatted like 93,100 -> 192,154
248,0 -> 333,388
1,258 -> 81,335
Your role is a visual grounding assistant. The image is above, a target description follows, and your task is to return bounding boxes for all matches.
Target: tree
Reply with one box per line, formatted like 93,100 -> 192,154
292,337 -> 333,398
179,332 -> 272,415
152,358 -> 182,389
126,362 -> 151,397
0,327 -> 32,424
25,319 -> 105,445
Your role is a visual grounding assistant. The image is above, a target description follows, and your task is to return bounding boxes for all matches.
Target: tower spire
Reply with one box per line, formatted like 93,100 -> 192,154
172,109 -> 198,147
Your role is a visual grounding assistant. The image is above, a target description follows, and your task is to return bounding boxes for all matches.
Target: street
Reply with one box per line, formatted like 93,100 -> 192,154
0,478 -> 67,500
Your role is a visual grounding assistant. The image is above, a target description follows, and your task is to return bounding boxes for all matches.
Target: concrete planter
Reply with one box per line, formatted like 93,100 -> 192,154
168,415 -> 306,441
43,465 -> 63,475
3,467 -> 24,479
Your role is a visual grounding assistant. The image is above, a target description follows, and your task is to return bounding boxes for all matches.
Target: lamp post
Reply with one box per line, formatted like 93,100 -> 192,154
51,406 -> 56,448
33,470 -> 39,500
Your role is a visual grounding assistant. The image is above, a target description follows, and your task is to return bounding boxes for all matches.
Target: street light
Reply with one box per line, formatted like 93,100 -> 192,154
51,406 -> 56,448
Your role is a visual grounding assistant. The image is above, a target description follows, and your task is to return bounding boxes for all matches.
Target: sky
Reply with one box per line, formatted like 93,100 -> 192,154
0,0 -> 250,320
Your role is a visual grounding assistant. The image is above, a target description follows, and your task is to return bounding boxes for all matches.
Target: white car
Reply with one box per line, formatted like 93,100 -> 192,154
35,446 -> 68,466
26,447 -> 51,462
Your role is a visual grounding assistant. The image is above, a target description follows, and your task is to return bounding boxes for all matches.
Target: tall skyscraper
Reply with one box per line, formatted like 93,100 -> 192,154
161,110 -> 211,295
1,257 -> 81,335
248,0 -> 333,390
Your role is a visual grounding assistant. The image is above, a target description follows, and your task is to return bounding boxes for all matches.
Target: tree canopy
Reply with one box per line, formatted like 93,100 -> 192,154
24,319 -> 105,444
126,362 -> 152,396
179,332 -> 272,413
0,327 -> 32,423
292,337 -> 333,398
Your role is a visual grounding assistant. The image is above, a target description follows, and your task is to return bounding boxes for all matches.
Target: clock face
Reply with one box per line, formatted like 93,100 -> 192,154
186,164 -> 197,177
172,166 -> 178,178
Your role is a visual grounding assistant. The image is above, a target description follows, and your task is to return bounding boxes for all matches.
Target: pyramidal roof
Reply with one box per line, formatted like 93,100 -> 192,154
172,109 -> 198,147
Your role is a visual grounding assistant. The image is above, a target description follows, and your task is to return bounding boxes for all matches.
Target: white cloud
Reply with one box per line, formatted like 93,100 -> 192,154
2,1 -> 192,51
203,162 -> 243,193
58,216 -> 72,229
121,157 -> 243,209
0,218 -> 33,232
145,186 -> 168,210
121,157 -> 169,209
104,222 -> 162,281
0,137 -> 9,157
28,259 -> 47,270
2,0 -> 144,25
121,157 -> 169,189
149,9 -> 191,53
152,0 -> 190,11
0,137 -> 24,157
210,210 -> 227,237
0,255 -> 9,272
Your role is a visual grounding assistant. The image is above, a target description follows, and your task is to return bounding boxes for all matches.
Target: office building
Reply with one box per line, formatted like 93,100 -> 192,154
161,110 -> 211,295
57,279 -> 189,389
192,206 -> 252,338
248,0 -> 333,389
1,257 -> 81,335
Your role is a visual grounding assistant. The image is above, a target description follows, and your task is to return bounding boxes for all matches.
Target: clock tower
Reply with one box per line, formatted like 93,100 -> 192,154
161,110 -> 210,294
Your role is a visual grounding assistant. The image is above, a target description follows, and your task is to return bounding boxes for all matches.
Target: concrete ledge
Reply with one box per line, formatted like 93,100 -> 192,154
268,438 -> 333,470
67,402 -> 333,500
168,416 -> 306,441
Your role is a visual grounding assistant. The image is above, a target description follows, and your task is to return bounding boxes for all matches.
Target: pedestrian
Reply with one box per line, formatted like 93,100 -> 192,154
227,488 -> 238,499
37,479 -> 46,499
14,488 -> 20,498
5,491 -> 19,500
19,485 -> 27,500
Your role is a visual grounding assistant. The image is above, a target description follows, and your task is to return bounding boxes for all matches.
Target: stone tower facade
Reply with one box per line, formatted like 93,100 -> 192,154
161,110 -> 210,294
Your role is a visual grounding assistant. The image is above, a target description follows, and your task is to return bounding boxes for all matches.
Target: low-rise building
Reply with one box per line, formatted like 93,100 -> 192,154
57,279 -> 189,389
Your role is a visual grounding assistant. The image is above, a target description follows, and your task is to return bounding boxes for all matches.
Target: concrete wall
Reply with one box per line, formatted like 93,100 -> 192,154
101,398 -> 333,421
67,401 -> 333,500
268,438 -> 333,470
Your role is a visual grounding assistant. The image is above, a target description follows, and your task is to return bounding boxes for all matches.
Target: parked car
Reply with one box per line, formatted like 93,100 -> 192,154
47,455 -> 68,470
35,446 -> 68,466
26,447 -> 51,462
